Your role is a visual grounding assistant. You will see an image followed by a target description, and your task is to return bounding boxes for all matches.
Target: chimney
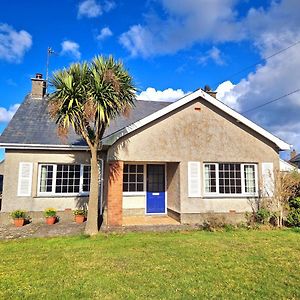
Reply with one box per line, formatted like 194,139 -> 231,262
290,149 -> 297,160
203,85 -> 217,99
31,73 -> 46,99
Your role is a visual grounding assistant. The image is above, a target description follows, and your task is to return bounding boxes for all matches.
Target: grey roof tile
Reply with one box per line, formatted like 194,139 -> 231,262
0,95 -> 171,146
290,154 -> 300,162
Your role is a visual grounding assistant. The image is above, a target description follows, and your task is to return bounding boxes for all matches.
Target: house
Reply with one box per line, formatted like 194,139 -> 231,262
290,150 -> 300,169
280,158 -> 300,173
0,74 -> 291,226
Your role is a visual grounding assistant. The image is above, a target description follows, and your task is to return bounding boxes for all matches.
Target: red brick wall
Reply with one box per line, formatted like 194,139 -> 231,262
107,161 -> 123,226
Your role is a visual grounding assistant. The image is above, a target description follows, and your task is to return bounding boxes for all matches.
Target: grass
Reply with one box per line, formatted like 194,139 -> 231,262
0,229 -> 300,299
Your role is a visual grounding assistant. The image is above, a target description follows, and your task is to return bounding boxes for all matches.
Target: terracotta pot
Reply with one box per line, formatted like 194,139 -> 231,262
75,215 -> 85,224
46,216 -> 56,225
14,218 -> 25,227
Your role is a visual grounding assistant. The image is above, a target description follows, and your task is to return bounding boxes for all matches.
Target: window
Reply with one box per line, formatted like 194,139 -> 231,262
244,164 -> 256,193
40,165 -> 54,193
38,164 -> 91,195
123,164 -> 144,192
204,163 -> 257,196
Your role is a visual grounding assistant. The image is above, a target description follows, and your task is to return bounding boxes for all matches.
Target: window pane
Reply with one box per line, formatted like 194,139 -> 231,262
137,165 -> 144,173
123,183 -> 128,192
122,164 -> 144,192
129,165 -> 136,173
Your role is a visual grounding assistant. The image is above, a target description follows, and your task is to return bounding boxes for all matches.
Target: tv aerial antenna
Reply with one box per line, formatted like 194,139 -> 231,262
46,47 -> 58,94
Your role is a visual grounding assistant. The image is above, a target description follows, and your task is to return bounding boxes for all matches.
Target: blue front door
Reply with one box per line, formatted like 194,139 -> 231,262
146,164 -> 166,214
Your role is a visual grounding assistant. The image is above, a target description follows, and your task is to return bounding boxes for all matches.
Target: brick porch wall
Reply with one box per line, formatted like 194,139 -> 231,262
107,161 -> 124,226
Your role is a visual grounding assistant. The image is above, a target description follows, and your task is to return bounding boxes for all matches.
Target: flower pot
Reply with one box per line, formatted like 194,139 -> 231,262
75,215 -> 85,224
46,216 -> 56,225
14,218 -> 25,227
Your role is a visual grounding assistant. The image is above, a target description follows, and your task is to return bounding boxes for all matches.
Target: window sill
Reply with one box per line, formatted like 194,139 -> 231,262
123,192 -> 146,196
202,194 -> 258,198
35,194 -> 89,198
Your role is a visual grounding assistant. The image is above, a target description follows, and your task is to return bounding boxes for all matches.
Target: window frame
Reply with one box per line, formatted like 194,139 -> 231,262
122,163 -> 146,196
203,163 -> 258,197
37,163 -> 91,197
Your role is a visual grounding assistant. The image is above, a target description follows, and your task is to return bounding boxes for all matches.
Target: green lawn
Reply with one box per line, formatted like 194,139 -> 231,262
0,229 -> 299,299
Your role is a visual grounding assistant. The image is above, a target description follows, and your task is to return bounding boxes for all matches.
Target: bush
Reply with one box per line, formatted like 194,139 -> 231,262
289,197 -> 300,209
10,210 -> 27,219
287,209 -> 300,227
44,208 -> 57,218
256,208 -> 271,224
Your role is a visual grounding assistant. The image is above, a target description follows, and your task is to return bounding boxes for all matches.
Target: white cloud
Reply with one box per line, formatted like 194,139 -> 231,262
215,81 -> 241,109
215,0 -> 300,152
120,0 -> 243,57
78,0 -> 115,18
198,47 -> 225,66
96,27 -> 113,40
61,40 -> 81,59
78,0 -> 102,18
0,104 -> 20,123
137,87 -> 187,102
0,23 -> 32,63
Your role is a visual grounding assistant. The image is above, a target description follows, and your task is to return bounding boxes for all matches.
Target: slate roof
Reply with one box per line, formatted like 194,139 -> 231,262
290,154 -> 300,163
0,95 -> 171,147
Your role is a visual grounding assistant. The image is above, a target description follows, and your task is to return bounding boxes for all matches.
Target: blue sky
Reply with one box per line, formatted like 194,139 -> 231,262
0,0 -> 300,160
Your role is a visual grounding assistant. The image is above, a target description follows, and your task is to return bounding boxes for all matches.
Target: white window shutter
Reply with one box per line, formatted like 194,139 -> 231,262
18,162 -> 33,196
262,162 -> 274,197
188,161 -> 201,197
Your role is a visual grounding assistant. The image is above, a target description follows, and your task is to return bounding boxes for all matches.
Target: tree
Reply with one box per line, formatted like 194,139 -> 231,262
49,56 -> 136,235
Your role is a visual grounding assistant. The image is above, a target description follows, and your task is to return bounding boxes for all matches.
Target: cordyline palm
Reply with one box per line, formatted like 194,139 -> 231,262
49,56 -> 136,235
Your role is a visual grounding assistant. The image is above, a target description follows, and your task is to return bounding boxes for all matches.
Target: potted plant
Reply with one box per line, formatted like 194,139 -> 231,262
10,210 -> 27,227
73,209 -> 86,224
44,208 -> 57,225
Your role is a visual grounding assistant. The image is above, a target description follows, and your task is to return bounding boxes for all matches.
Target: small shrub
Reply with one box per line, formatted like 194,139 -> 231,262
44,208 -> 57,218
287,209 -> 300,227
10,210 -> 27,219
73,209 -> 87,216
289,197 -> 300,209
224,224 -> 236,232
256,208 -> 271,224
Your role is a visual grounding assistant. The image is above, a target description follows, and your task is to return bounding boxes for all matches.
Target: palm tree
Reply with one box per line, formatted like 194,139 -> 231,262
49,56 -> 136,235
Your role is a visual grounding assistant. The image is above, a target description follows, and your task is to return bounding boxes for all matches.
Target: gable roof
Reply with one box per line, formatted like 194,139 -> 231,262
0,89 -> 290,151
0,95 -> 171,149
103,89 -> 291,151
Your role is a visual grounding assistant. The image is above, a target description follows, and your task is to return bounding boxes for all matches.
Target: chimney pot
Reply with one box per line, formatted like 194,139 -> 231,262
203,85 -> 217,99
36,73 -> 43,79
291,149 -> 297,160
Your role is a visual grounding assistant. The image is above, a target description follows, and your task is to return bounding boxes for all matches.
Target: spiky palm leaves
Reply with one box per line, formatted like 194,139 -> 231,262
49,56 -> 136,148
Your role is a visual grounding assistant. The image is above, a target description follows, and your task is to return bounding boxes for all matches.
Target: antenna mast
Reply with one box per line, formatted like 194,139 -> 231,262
46,47 -> 54,94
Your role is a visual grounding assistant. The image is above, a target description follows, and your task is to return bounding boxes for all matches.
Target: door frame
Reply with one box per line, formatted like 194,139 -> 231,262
145,163 -> 167,215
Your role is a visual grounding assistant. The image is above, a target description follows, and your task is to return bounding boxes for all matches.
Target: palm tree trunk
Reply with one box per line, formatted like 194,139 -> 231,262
84,146 -> 99,235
